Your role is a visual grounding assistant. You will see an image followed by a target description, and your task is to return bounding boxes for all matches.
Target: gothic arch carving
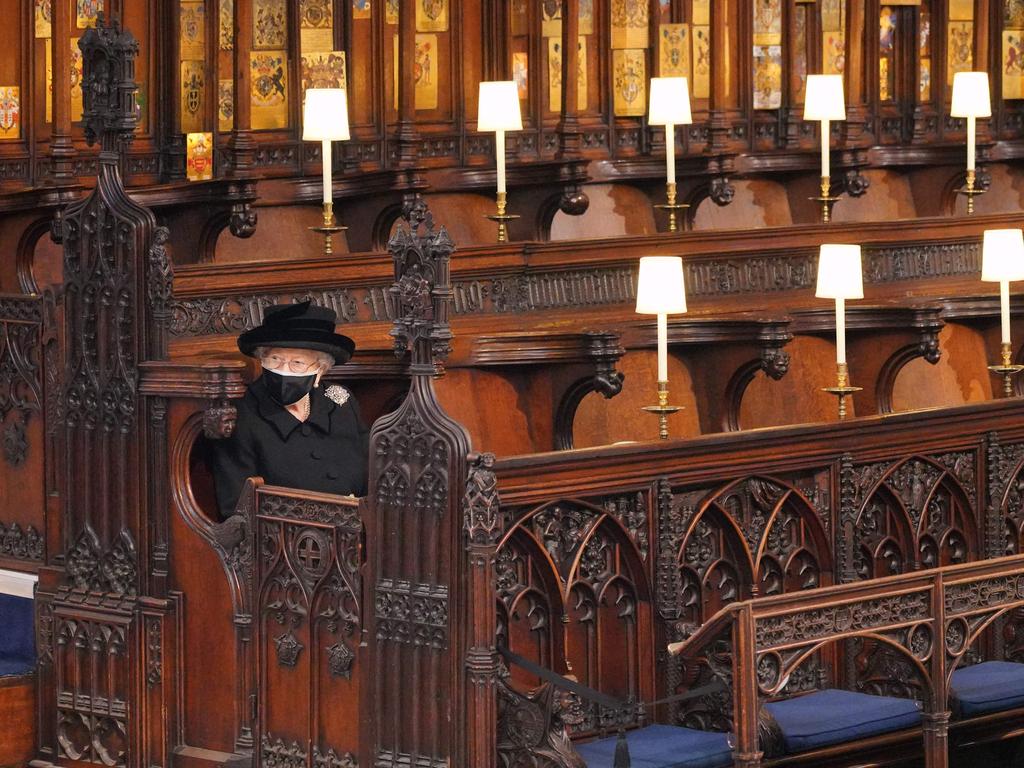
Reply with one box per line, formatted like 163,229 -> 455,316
680,476 -> 832,608
498,497 -> 652,733
16,217 -> 55,294
854,456 -> 978,577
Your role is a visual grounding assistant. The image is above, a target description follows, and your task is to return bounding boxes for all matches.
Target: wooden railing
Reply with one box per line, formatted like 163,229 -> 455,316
667,554 -> 1024,768
490,397 -> 1024,766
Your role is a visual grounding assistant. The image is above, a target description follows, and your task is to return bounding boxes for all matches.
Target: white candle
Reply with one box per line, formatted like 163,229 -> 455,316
1002,280 -> 1012,345
835,297 -> 846,364
495,128 -> 506,194
820,119 -> 830,179
657,313 -> 668,381
967,116 -> 976,172
321,139 -> 332,205
665,123 -> 676,186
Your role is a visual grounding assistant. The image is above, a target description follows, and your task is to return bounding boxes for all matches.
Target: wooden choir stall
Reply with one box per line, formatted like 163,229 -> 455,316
8,4 -> 1024,768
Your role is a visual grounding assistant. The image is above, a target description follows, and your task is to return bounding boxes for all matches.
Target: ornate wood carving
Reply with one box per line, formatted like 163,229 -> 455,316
495,675 -> 586,768
497,496 -> 651,736
987,432 -> 1024,557
254,488 -> 363,763
39,18 -> 172,768
851,454 -> 978,580
0,520 -> 43,561
0,295 -> 43,467
366,197 -> 472,767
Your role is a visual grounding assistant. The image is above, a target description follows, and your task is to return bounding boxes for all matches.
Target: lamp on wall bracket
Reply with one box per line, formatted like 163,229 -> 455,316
303,88 -> 350,256
804,75 -> 845,224
636,256 -> 687,439
982,229 -> 1024,396
478,81 -> 523,243
951,71 -> 991,216
648,77 -> 693,233
817,244 -> 863,419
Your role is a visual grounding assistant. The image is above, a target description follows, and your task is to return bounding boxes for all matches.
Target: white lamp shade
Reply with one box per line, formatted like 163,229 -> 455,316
303,88 -> 350,141
951,72 -> 992,118
803,75 -> 846,121
816,244 -> 864,299
649,77 -> 692,125
636,256 -> 687,314
477,81 -> 523,131
982,229 -> 1024,281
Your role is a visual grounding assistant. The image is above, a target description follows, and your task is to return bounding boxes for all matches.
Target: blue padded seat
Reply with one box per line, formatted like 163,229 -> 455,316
575,724 -> 732,768
0,592 -> 35,677
763,689 -> 921,753
950,661 -> 1024,717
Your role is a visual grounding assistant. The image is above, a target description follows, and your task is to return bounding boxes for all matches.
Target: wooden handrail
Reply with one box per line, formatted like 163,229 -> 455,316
669,553 -> 1024,657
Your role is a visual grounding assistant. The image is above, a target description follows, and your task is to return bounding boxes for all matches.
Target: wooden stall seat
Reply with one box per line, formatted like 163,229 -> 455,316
664,554 -> 1024,767
949,661 -> 1024,717
0,574 -> 36,768
762,689 -> 921,754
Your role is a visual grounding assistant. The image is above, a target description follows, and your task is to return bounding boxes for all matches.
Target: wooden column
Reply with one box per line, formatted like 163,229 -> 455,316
228,0 -> 256,176
48,0 -> 74,182
974,0 -> 992,146
162,0 -> 186,181
783,0 -> 802,148
732,604 -> 763,768
708,0 -> 734,153
924,573 -> 950,768
557,0 -> 581,157
482,0 -> 508,80
842,0 -> 869,145
394,0 -> 420,167
462,454 -> 501,768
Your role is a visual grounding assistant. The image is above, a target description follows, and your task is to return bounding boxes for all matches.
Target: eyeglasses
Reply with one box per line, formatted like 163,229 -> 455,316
261,354 -> 321,374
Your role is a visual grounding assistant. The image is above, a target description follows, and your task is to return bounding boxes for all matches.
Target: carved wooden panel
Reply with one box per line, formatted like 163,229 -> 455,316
254,490 -> 362,768
498,496 -> 654,736
0,294 -> 46,567
848,453 -> 979,579
52,608 -> 133,768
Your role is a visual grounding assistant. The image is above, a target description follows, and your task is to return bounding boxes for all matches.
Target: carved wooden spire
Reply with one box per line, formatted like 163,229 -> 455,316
79,13 -> 140,152
367,197 -> 473,765
387,196 -> 455,374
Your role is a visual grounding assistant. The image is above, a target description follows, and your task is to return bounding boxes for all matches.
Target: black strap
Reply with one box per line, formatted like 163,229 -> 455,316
498,644 -> 625,711
497,644 -> 726,713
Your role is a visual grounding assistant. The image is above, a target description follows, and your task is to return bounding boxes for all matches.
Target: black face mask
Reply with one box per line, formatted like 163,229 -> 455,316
261,368 -> 317,406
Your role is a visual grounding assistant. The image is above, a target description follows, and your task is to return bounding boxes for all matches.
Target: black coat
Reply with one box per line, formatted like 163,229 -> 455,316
212,378 -> 370,517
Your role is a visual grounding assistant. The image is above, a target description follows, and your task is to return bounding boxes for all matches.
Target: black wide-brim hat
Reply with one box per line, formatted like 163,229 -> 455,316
237,300 -> 356,364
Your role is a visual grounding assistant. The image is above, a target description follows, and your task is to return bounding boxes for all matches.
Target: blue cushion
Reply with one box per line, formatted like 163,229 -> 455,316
950,661 -> 1024,717
0,593 -> 35,673
0,658 -> 33,677
763,689 -> 921,753
575,724 -> 732,768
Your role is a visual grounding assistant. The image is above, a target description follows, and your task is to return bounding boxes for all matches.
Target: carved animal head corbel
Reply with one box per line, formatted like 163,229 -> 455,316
709,176 -> 735,207
843,167 -> 871,198
918,331 -> 942,365
229,201 -> 258,239
760,346 -> 791,381
203,400 -> 237,440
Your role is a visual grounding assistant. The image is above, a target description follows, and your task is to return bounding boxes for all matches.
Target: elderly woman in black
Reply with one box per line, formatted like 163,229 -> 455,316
212,301 -> 369,517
